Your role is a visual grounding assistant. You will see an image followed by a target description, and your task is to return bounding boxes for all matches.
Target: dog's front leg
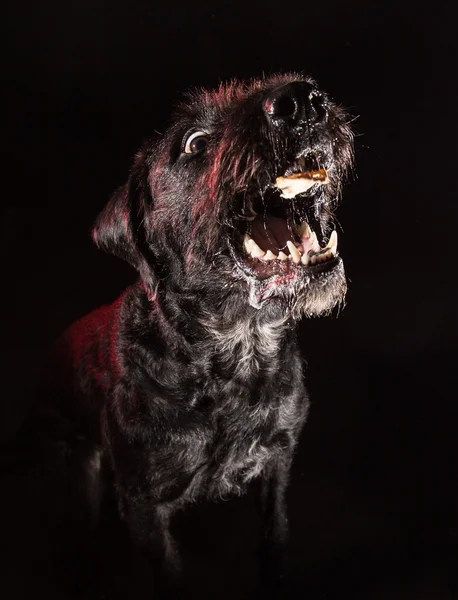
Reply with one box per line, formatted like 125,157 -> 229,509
122,497 -> 181,597
257,453 -> 293,591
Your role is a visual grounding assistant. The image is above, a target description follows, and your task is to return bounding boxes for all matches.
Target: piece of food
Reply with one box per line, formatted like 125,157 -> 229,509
275,168 -> 329,198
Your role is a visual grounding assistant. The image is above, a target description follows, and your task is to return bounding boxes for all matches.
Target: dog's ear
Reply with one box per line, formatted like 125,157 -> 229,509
92,150 -> 158,294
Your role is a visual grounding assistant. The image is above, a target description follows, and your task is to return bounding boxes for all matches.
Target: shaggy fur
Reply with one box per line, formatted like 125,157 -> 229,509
35,73 -> 353,596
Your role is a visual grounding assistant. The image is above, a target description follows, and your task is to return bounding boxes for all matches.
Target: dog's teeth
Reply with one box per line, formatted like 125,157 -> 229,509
327,230 -> 338,250
297,221 -> 312,239
309,231 -> 320,253
301,253 -> 310,265
319,249 -> 333,263
319,230 -> 338,256
310,254 -> 318,265
243,234 -> 255,254
287,241 -> 301,264
278,251 -> 288,261
327,230 -> 338,256
263,250 -> 277,260
318,252 -> 331,262
250,242 -> 266,259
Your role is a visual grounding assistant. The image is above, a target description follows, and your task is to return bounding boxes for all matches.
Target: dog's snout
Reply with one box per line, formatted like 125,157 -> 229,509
264,82 -> 327,127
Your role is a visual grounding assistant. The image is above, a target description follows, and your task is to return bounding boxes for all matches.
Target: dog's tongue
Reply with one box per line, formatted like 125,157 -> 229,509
251,215 -> 293,253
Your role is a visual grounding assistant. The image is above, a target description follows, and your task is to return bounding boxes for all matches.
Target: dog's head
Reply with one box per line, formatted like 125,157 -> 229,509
93,74 -> 353,318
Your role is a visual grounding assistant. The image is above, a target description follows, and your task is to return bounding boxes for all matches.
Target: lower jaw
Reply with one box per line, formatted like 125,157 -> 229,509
234,252 -> 341,281
241,256 -> 347,312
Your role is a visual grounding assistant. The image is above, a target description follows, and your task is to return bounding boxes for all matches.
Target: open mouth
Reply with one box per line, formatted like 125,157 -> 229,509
230,153 -> 340,281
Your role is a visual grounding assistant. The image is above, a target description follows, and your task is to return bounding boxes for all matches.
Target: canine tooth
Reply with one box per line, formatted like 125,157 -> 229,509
287,241 -> 301,264
321,231 -> 338,257
278,251 -> 288,261
310,254 -> 318,265
328,230 -> 338,248
301,253 -> 310,265
297,221 -> 312,239
263,250 -> 277,260
250,242 -> 266,259
309,231 -> 320,253
243,234 -> 254,254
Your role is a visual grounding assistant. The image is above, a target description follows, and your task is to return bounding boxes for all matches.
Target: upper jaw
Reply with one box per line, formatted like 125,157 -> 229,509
284,149 -> 329,176
232,149 -> 332,219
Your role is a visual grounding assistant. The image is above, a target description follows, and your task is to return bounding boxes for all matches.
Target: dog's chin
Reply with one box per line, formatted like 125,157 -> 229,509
235,256 -> 347,316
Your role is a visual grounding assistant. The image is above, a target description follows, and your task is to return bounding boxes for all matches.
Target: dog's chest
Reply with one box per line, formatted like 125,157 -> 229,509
192,375 -> 302,499
207,420 -> 277,497
204,316 -> 288,379
181,320 -> 306,498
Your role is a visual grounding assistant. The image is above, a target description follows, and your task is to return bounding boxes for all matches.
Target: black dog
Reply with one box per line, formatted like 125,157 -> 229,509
37,73 -> 353,595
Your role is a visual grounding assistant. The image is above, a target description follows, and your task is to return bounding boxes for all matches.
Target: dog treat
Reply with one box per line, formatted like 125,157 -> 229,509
283,168 -> 328,182
275,168 -> 329,198
275,169 -> 329,198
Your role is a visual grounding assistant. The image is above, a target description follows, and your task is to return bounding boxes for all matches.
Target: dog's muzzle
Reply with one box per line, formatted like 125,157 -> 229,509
227,80 -> 346,289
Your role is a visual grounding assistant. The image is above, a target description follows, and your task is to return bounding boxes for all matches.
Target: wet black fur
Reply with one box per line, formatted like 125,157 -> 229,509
33,74 -> 353,596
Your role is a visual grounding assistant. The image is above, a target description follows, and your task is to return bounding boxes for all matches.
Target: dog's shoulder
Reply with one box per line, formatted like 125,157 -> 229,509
41,287 -> 138,413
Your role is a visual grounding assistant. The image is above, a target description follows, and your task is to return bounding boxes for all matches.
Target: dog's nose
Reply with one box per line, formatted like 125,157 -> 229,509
264,82 -> 327,127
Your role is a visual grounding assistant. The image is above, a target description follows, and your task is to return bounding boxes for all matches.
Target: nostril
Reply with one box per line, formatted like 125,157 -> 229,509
265,83 -> 327,126
266,95 -> 297,119
309,91 -> 326,119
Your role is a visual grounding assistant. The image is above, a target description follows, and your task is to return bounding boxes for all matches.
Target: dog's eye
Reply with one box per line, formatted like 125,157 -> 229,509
184,131 -> 208,154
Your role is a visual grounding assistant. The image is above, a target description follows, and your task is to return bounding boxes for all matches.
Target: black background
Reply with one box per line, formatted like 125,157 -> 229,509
2,1 -> 458,598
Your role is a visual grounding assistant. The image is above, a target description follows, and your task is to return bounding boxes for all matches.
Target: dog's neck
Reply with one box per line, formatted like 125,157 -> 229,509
141,281 -> 295,373
202,307 -> 291,378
